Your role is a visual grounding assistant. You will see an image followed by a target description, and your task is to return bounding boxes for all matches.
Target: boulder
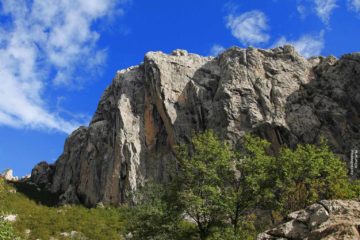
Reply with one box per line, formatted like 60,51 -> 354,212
257,200 -> 360,240
31,161 -> 54,188
1,214 -> 17,222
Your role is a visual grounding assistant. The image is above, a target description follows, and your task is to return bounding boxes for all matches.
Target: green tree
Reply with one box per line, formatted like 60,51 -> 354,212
127,132 -> 356,240
175,130 -> 235,240
274,140 -> 355,212
126,182 -> 194,240
213,134 -> 277,236
238,134 -> 356,214
208,214 -> 256,240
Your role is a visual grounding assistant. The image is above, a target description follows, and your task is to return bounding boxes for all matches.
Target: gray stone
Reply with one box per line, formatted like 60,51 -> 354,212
30,162 -> 54,188
1,169 -> 18,181
287,209 -> 310,223
308,204 -> 329,229
258,200 -> 360,240
267,220 -> 309,239
1,214 -> 17,222
31,46 -> 360,206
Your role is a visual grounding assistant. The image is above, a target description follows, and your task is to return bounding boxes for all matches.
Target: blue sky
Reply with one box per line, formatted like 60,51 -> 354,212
0,0 -> 360,176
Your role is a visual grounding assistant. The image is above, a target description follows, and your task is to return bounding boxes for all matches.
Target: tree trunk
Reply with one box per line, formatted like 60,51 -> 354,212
233,202 -> 241,235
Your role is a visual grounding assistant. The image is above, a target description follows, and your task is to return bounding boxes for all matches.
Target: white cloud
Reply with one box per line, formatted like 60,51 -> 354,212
348,0 -> 360,12
210,44 -> 226,56
226,10 -> 270,46
314,0 -> 338,24
272,32 -> 325,58
297,4 -> 307,19
0,0 -> 125,133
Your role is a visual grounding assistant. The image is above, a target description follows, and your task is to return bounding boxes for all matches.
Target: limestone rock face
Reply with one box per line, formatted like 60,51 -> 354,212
31,46 -> 360,206
257,200 -> 360,240
1,169 -> 18,181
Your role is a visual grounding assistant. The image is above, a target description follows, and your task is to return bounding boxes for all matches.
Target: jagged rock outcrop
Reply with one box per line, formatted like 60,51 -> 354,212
31,162 -> 54,188
1,169 -> 17,181
257,200 -> 360,240
31,46 -> 360,206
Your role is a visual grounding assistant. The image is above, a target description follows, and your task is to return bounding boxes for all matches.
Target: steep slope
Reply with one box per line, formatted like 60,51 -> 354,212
31,46 -> 360,206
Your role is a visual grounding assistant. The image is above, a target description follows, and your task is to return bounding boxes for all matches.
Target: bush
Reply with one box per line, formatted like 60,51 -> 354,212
350,180 -> 360,199
239,134 -> 356,214
0,219 -> 21,240
125,182 -> 196,240
0,178 -> 5,198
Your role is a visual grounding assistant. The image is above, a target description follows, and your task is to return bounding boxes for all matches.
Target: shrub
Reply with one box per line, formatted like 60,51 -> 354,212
239,134 -> 356,214
125,182 -> 196,240
0,219 -> 21,240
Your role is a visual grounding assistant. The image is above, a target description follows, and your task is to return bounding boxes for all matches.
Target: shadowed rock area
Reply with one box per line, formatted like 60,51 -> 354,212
257,200 -> 360,240
31,46 -> 360,206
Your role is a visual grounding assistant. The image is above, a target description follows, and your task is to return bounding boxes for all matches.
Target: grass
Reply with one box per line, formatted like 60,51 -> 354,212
0,178 -> 127,240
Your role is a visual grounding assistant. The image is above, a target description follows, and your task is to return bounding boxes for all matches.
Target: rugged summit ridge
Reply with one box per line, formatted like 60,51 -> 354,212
31,46 -> 360,206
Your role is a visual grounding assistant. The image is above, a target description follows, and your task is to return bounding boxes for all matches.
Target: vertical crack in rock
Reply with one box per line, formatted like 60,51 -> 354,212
145,58 -> 176,148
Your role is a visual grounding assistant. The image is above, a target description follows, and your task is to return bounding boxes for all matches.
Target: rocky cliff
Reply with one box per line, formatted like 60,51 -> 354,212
257,200 -> 360,240
31,46 -> 360,206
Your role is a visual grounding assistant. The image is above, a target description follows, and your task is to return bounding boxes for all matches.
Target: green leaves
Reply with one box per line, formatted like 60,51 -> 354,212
125,131 -> 357,240
0,220 -> 21,240
125,181 -> 195,240
175,131 -> 235,238
239,134 -> 355,214
0,179 -> 20,239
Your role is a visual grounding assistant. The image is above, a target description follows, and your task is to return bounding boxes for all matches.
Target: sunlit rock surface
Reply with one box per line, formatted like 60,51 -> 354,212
257,200 -> 360,240
31,46 -> 360,206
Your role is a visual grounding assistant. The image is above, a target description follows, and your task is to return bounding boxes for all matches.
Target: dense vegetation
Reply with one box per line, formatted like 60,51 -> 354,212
127,131 -> 359,240
0,131 -> 359,240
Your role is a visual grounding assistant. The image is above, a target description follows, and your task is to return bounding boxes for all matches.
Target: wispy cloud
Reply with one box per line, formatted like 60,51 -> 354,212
210,44 -> 226,56
314,0 -> 338,24
297,4 -> 307,20
348,0 -> 360,12
0,0 -> 126,133
226,10 -> 270,46
272,31 -> 325,58
223,1 -> 239,14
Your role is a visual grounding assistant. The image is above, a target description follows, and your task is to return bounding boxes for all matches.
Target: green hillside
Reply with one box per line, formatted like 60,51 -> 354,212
0,178 -> 126,240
